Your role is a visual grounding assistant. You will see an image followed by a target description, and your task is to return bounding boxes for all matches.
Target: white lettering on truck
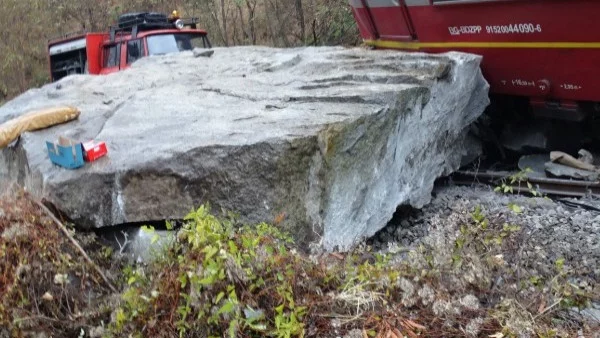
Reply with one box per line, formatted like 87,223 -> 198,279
448,23 -> 543,36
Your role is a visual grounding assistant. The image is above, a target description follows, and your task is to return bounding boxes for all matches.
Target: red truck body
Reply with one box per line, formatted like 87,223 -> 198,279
47,13 -> 210,82
350,0 -> 600,119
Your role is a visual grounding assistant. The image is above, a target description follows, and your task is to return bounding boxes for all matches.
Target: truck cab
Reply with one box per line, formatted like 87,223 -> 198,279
97,29 -> 211,75
48,12 -> 211,82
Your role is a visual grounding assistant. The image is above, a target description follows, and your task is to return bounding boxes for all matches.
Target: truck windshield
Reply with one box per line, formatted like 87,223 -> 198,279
147,33 -> 208,55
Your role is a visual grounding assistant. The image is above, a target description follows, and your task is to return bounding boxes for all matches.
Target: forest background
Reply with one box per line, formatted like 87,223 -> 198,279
0,0 -> 359,104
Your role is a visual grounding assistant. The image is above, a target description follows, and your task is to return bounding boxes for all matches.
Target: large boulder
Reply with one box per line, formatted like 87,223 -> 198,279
0,46 -> 489,251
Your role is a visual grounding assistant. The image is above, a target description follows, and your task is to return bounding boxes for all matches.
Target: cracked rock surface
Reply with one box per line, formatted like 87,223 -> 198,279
0,46 -> 488,250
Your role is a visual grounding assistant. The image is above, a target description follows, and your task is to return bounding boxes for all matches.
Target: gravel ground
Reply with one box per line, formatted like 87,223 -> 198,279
369,183 -> 600,329
370,183 -> 600,280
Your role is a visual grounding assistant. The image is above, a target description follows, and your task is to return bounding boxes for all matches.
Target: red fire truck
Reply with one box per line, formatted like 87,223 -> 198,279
349,0 -> 600,121
47,12 -> 211,82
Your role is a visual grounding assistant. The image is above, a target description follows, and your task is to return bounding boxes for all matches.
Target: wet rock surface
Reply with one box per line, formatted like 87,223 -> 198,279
0,46 -> 488,250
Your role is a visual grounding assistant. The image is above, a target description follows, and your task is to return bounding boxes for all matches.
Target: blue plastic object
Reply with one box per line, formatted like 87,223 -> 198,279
46,138 -> 84,169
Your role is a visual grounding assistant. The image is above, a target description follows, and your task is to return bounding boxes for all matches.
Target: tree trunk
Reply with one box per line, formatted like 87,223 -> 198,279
236,4 -> 247,43
232,10 -> 239,45
294,0 -> 305,43
269,0 -> 290,47
312,18 -> 319,45
206,0 -> 227,46
220,0 -> 228,46
245,0 -> 257,45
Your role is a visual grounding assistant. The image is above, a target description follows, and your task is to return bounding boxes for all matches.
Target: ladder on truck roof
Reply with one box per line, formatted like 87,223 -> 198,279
109,13 -> 201,43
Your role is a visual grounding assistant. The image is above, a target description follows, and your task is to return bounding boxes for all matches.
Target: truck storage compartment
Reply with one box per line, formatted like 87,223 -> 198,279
48,37 -> 88,81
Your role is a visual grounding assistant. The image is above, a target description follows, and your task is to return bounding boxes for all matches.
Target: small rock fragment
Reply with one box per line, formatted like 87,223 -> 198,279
53,273 -> 69,285
577,149 -> 594,164
544,162 -> 598,181
42,292 -> 53,301
89,326 -> 105,338
459,294 -> 480,310
193,49 -> 214,58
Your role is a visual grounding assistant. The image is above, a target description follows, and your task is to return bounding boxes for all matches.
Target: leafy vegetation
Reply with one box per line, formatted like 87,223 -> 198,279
1,187 -> 597,337
0,0 -> 359,104
494,168 -> 543,197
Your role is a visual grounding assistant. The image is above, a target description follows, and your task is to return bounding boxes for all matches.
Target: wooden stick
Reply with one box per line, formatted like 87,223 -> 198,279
550,151 -> 597,172
25,192 -> 118,293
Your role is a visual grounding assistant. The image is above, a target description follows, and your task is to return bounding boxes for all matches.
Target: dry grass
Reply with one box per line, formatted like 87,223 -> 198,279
0,189 -> 598,337
0,189 -> 115,337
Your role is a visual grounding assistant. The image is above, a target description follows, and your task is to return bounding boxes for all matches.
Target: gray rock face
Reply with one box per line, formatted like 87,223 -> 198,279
0,46 -> 489,250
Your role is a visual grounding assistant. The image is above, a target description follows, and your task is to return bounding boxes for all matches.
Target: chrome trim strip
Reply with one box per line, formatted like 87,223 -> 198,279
405,0 -> 431,6
432,0 -> 513,5
350,0 -> 431,8
366,0 -> 401,8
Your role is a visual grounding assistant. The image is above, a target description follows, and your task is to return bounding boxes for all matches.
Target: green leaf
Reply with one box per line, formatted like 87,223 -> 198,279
215,291 -> 225,304
199,275 -> 216,286
455,237 -> 465,249
265,245 -> 274,255
178,274 -> 188,288
228,240 -> 238,255
151,234 -> 160,244
481,219 -> 489,229
217,300 -> 235,315
228,319 -> 238,338
452,253 -> 462,265
555,258 -> 565,271
141,225 -> 155,234
295,306 -> 307,318
203,245 -> 219,260
508,203 -> 522,214
503,223 -> 521,232
127,276 -> 136,285
115,308 -> 126,328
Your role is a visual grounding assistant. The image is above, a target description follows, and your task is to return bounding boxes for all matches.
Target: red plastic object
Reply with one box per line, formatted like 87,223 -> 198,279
82,140 -> 108,162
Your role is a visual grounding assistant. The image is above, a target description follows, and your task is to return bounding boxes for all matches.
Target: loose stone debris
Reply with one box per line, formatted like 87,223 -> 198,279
372,184 -> 600,280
